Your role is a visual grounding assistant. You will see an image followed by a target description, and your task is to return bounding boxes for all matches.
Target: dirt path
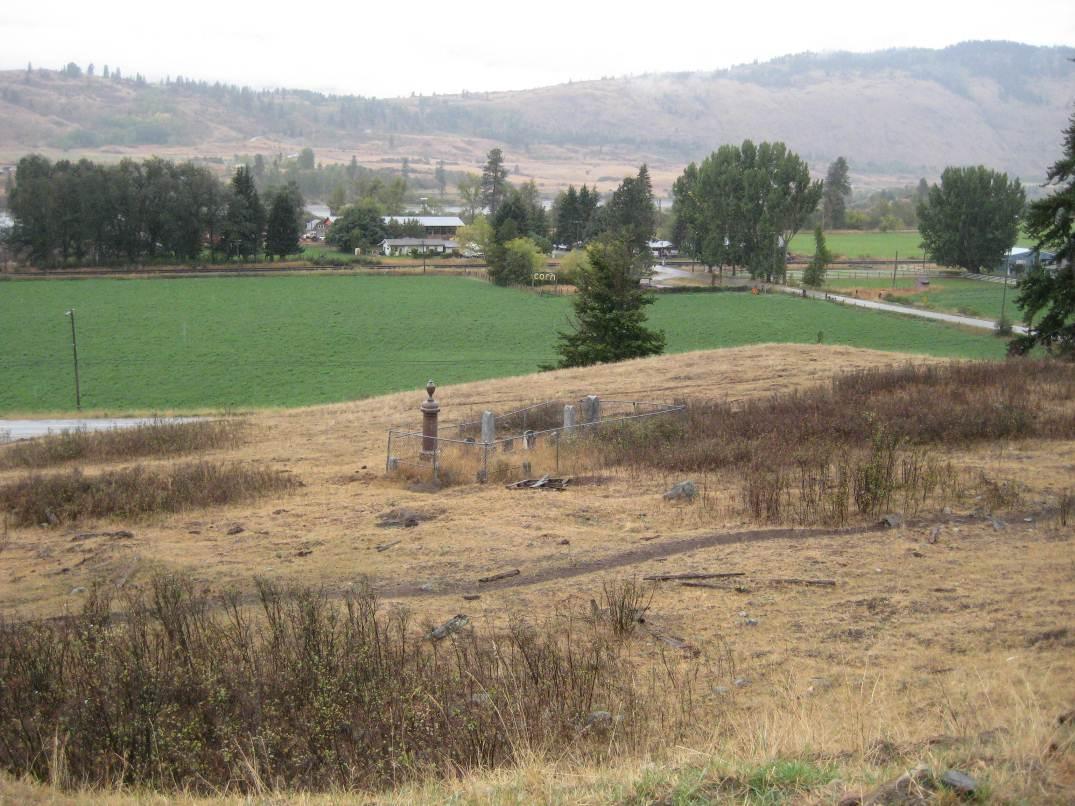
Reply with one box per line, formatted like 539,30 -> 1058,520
379,523 -> 881,599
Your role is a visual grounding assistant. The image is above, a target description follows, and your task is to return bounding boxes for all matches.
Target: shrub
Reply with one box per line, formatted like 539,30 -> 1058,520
0,461 -> 297,526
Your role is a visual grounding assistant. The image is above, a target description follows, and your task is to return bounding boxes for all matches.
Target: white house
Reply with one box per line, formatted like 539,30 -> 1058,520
381,237 -> 460,256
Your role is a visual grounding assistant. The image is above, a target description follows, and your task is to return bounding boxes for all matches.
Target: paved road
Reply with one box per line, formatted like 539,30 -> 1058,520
648,263 -> 700,286
0,417 -> 199,443
773,285 -> 1027,334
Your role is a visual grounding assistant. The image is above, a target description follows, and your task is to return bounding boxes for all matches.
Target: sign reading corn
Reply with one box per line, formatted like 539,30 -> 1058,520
532,272 -> 558,283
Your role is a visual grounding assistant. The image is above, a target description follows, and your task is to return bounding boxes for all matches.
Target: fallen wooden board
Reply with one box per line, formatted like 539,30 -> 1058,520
681,577 -> 836,590
478,569 -> 521,584
644,572 -> 745,582
767,578 -> 837,587
375,540 -> 401,552
643,623 -> 701,657
506,477 -> 572,490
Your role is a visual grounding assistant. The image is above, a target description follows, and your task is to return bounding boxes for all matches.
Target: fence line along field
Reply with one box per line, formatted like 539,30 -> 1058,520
0,275 -> 1005,413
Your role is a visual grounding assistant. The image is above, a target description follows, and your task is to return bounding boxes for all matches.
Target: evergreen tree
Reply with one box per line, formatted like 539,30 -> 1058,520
802,226 -> 832,287
1009,113 -> 1075,358
577,185 -> 600,240
265,182 -> 303,259
222,166 -> 264,260
102,65 -> 110,79
435,160 -> 447,196
297,148 -> 315,171
823,157 -> 851,228
554,185 -> 580,246
552,237 -> 665,368
602,165 -> 656,258
480,148 -> 508,216
917,166 -> 1025,273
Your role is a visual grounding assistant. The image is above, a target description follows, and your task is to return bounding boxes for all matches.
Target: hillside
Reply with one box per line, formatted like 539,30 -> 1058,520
1,41 -> 1073,191
1,346 -> 1073,803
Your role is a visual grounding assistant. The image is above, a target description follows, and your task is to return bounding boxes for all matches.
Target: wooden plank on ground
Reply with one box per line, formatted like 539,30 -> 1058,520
478,569 -> 521,584
643,572 -> 746,582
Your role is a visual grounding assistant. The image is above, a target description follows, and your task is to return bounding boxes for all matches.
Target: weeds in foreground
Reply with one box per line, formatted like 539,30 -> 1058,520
0,574 -> 695,793
0,419 -> 245,470
0,461 -> 298,526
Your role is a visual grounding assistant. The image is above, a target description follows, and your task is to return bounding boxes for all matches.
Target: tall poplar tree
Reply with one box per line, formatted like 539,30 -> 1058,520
823,157 -> 851,228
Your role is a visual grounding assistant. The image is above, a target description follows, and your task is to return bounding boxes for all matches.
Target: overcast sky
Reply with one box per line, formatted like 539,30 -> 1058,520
2,1 -> 1073,98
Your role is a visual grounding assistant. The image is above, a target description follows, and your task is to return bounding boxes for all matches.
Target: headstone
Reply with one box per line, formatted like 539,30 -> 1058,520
584,394 -> 600,423
524,429 -> 536,449
563,404 -> 576,431
387,457 -> 399,471
481,410 -> 495,444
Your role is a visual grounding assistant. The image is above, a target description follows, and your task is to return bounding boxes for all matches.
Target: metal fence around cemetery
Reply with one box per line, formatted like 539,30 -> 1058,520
386,397 -> 685,483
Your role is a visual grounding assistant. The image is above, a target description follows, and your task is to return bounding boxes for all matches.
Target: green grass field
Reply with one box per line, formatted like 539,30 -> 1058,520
819,276 -> 1020,321
788,230 -> 925,260
0,276 -> 1005,413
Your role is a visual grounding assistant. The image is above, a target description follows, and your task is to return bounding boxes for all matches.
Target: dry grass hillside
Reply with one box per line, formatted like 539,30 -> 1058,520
1,344 -> 1073,804
2,42 -> 1073,193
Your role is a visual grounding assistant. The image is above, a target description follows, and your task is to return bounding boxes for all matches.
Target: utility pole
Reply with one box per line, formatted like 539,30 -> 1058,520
65,309 -> 81,410
891,250 -> 899,288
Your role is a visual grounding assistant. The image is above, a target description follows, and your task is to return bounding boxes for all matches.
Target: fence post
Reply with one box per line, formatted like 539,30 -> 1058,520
385,430 -> 394,473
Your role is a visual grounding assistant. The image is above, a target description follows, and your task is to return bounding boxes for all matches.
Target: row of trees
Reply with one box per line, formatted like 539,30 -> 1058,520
469,147 -> 659,287
7,156 -> 305,265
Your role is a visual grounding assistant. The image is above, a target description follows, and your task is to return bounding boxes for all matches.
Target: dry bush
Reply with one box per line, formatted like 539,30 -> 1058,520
594,360 -> 1074,524
0,461 -> 298,526
0,574 -> 695,793
601,577 -> 654,638
0,419 -> 245,469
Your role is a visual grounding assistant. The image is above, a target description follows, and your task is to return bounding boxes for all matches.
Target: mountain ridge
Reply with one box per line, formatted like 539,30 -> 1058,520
1,41 -> 1072,185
